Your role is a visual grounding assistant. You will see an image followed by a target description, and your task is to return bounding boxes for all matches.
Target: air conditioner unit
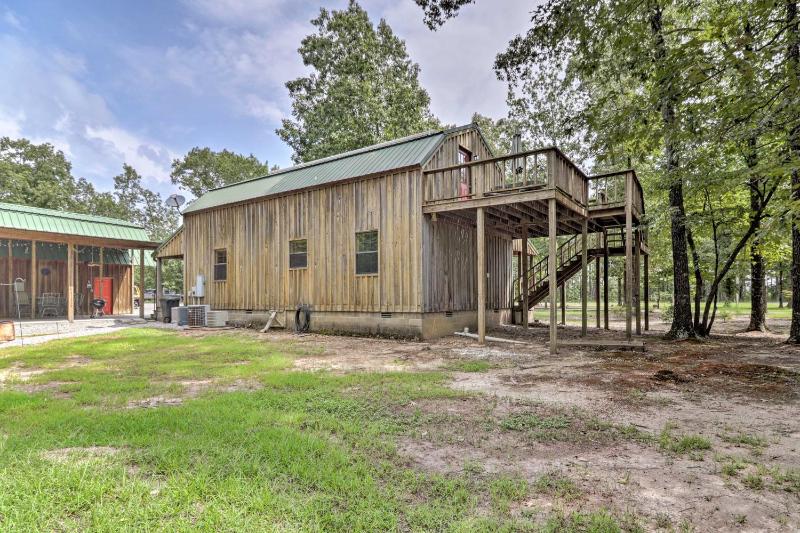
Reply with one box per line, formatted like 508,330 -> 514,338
206,310 -> 229,327
187,305 -> 209,327
172,306 -> 189,326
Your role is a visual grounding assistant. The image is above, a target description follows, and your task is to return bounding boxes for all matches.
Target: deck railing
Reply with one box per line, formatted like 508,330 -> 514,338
422,147 -> 588,207
587,170 -> 644,215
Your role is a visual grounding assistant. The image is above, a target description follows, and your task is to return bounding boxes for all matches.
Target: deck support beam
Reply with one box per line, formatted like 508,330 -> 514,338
635,230 -> 641,335
603,230 -> 609,330
625,173 -> 633,340
581,217 -> 588,336
139,249 -> 146,319
594,255 -> 600,329
548,198 -> 558,354
521,228 -> 529,329
644,253 -> 650,331
476,207 -> 487,344
560,284 -> 566,325
67,243 -> 74,323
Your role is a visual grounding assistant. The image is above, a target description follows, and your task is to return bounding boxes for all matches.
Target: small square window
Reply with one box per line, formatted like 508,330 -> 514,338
214,249 -> 227,281
289,239 -> 307,269
356,231 -> 378,275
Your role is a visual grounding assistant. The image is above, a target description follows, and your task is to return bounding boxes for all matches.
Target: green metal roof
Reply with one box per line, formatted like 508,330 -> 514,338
182,127 -> 460,214
0,202 -> 152,244
0,240 -> 144,265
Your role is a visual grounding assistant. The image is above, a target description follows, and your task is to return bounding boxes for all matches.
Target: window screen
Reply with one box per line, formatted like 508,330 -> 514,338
289,239 -> 308,269
214,249 -> 227,281
356,231 -> 378,275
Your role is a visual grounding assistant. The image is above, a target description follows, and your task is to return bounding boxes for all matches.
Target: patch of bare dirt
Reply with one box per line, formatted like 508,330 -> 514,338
41,446 -> 123,464
250,316 -> 800,530
127,397 -> 184,409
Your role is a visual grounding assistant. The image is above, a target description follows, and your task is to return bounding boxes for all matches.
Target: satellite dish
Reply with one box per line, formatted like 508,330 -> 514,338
166,194 -> 185,209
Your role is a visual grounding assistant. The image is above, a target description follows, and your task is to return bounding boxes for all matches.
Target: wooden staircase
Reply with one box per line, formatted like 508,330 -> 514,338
516,234 -> 602,310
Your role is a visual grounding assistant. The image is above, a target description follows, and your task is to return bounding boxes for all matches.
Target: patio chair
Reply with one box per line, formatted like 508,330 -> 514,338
14,292 -> 31,316
40,294 -> 60,318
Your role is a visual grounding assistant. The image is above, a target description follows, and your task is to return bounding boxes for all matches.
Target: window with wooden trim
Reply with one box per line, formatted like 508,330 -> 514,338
213,249 -> 227,281
355,230 -> 378,275
458,146 -> 472,197
289,239 -> 308,269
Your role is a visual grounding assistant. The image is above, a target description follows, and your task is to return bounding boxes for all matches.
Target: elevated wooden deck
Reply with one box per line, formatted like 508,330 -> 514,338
423,147 -> 648,353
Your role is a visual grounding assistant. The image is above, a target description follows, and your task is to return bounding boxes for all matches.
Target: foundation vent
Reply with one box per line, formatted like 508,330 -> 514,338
381,312 -> 392,319
445,311 -> 453,317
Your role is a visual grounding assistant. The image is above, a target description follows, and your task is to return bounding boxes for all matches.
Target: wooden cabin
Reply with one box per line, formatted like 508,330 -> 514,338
158,123 -> 648,347
0,203 -> 157,321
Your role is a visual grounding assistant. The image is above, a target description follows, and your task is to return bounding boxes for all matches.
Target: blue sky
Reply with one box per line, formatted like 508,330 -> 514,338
0,0 -> 532,199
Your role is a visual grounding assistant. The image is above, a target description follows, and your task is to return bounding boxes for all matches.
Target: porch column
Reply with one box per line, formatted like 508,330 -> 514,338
67,243 -> 74,323
476,208 -> 486,344
521,229 -> 529,329
139,249 -> 146,319
31,240 -> 37,318
603,230 -> 609,330
644,253 -> 650,331
6,239 -> 11,317
625,173 -> 633,340
548,198 -> 558,354
156,258 -> 163,321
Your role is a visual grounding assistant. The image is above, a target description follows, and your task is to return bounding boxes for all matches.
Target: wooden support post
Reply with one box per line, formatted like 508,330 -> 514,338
635,231 -> 642,335
644,253 -> 650,331
548,198 -> 557,354
31,240 -> 37,318
581,217 -> 588,336
156,258 -> 163,321
476,208 -> 486,344
594,255 -> 600,329
625,173 -> 633,340
139,249 -> 146,319
6,239 -> 11,317
603,230 -> 609,330
67,243 -> 74,323
521,229 -> 529,329
560,283 -> 566,325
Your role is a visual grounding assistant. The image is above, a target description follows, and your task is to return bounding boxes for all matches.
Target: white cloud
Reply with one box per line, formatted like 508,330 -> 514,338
2,8 -> 23,31
85,126 -> 174,183
0,108 -> 24,138
117,12 -> 311,126
0,34 -> 177,191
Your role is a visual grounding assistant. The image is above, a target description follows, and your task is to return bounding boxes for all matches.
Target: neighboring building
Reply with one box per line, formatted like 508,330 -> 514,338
156,123 -> 647,345
0,203 -> 157,320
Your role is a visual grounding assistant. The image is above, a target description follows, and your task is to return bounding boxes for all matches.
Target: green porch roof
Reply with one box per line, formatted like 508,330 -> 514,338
182,127 -> 462,214
0,202 -> 152,244
0,240 -> 146,265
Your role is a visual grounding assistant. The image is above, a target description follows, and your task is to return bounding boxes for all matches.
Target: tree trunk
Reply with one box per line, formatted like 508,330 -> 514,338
779,265 -> 784,308
789,0 -> 800,343
617,276 -> 622,306
649,2 -> 694,338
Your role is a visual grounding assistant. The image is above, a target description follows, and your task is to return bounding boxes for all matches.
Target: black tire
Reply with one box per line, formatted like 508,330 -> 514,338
294,305 -> 311,333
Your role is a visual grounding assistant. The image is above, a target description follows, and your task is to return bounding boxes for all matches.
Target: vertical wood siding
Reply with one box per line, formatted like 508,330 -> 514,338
183,169 -> 423,313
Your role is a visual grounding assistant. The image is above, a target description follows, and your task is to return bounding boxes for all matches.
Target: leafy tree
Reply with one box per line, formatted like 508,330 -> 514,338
418,0 -> 794,338
0,137 -> 79,210
170,147 -> 270,198
112,164 -> 179,242
278,0 -> 439,164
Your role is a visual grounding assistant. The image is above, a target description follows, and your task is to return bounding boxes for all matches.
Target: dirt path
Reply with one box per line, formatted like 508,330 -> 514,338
278,317 -> 800,531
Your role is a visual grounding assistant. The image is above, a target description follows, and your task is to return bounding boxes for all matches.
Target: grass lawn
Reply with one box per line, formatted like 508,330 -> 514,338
0,329 -> 626,532
533,301 -> 791,322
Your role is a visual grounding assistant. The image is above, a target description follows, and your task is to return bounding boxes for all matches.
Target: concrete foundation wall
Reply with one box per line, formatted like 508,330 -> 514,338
219,307 -> 511,340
